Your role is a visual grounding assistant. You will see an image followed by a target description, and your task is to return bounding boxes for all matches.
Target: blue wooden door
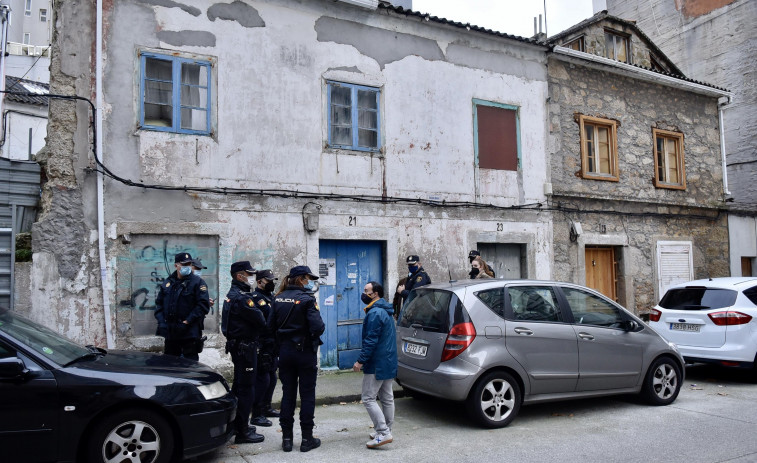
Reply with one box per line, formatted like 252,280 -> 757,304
318,240 -> 383,369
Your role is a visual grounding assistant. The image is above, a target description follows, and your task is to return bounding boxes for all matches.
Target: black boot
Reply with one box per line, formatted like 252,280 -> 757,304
251,415 -> 273,427
282,437 -> 293,452
300,437 -> 321,452
235,428 -> 264,444
264,406 -> 281,418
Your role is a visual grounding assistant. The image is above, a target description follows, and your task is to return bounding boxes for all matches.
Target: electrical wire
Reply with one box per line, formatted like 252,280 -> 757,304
0,89 -> 732,221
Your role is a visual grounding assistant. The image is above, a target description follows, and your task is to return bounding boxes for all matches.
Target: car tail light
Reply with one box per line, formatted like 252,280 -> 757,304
649,309 -> 661,322
708,311 -> 753,326
440,322 -> 476,362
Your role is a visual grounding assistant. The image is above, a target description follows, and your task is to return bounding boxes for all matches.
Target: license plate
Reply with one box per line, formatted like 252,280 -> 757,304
670,323 -> 700,332
404,342 -> 427,357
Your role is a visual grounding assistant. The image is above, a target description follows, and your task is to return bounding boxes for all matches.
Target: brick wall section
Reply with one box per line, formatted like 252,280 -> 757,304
548,57 -> 729,310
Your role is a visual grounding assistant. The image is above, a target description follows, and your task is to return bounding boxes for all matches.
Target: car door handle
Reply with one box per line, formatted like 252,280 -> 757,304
578,332 -> 594,340
514,327 -> 533,335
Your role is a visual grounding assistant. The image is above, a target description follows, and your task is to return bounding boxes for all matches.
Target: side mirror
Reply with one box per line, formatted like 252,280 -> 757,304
0,357 -> 28,379
623,320 -> 640,332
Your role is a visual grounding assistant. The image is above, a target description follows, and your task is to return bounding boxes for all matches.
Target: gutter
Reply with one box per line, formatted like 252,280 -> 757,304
96,0 -> 115,349
551,46 -> 732,98
718,96 -> 732,196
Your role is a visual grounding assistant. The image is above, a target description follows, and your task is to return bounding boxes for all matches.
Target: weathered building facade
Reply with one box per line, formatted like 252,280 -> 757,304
548,13 -> 731,312
605,0 -> 757,277
34,0 -> 553,368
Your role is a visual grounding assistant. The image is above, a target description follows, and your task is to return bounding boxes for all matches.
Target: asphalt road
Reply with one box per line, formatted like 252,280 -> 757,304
194,365 -> 757,463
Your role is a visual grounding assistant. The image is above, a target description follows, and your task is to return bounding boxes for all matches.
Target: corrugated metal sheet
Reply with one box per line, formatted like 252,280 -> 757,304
0,158 -> 41,208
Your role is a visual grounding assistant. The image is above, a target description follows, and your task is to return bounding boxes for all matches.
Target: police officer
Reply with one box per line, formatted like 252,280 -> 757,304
223,261 -> 266,444
268,266 -> 325,453
398,255 -> 431,302
468,250 -> 495,277
190,257 -> 215,308
154,252 -> 210,361
250,269 -> 280,427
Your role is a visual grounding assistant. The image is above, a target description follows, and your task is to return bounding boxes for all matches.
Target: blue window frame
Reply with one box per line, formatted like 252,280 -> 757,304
139,52 -> 212,135
327,81 -> 380,151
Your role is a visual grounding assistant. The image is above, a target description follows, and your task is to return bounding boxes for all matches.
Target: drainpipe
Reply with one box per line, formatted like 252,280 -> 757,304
718,96 -> 732,197
96,0 -> 114,349
0,5 -> 10,120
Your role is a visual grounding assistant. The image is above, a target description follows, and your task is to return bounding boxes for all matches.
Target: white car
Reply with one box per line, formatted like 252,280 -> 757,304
649,277 -> 757,368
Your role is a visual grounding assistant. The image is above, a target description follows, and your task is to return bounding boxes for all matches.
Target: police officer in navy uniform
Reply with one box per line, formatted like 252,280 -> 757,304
398,255 -> 431,302
468,250 -> 495,278
268,266 -> 325,453
250,269 -> 281,427
223,261 -> 266,444
154,252 -> 210,361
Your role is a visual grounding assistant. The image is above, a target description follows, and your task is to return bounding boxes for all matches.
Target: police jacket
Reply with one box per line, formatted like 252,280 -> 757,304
224,280 -> 266,342
154,271 -> 210,340
267,287 -> 325,350
251,288 -> 276,352
357,298 -> 397,381
400,267 -> 431,300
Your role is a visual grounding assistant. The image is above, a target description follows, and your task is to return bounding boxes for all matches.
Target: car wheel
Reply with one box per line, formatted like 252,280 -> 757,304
641,357 -> 682,405
87,408 -> 174,463
466,371 -> 522,428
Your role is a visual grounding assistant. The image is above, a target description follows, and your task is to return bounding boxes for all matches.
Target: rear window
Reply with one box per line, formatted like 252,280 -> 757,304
659,287 -> 737,310
399,289 -> 468,333
742,286 -> 757,305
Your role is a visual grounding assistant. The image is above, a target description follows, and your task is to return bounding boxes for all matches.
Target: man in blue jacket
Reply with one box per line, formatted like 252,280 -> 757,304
352,281 -> 397,449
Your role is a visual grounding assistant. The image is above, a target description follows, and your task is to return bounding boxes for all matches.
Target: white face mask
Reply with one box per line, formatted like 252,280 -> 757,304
193,269 -> 202,277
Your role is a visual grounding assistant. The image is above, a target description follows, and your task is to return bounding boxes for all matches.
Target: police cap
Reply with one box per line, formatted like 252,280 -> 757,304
468,250 -> 481,258
231,261 -> 255,275
406,255 -> 421,264
288,265 -> 319,280
175,252 -> 193,264
256,269 -> 277,281
190,258 -> 207,269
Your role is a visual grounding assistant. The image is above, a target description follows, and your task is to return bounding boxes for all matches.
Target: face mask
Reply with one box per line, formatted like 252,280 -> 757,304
179,265 -> 192,276
192,269 -> 202,277
361,293 -> 373,304
264,281 -> 275,292
408,265 -> 419,274
469,267 -> 480,277
304,280 -> 316,291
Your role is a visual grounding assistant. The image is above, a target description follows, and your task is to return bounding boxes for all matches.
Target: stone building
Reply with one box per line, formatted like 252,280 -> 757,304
34,0 -> 552,369
547,12 -> 732,312
604,0 -> 757,277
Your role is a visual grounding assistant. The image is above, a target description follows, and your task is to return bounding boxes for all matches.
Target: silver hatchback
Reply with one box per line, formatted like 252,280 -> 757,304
396,280 -> 684,428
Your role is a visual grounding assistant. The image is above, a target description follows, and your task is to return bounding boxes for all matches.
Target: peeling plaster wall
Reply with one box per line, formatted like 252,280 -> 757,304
44,0 -> 552,364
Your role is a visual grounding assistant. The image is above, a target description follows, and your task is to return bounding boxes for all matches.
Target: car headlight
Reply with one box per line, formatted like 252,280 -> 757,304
197,381 -> 227,400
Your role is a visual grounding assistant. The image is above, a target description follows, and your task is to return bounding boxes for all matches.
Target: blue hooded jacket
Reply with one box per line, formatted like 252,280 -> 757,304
357,298 -> 397,380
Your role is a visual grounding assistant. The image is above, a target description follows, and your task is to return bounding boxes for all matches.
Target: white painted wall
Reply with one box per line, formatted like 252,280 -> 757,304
1,102 -> 47,160
729,215 -> 757,276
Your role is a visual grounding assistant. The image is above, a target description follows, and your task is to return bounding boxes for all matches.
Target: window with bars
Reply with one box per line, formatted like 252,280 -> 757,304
604,30 -> 630,63
578,115 -> 619,181
139,52 -> 212,135
327,81 -> 380,151
653,128 -> 685,189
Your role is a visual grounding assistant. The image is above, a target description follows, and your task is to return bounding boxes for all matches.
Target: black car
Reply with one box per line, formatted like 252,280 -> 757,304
0,308 -> 236,463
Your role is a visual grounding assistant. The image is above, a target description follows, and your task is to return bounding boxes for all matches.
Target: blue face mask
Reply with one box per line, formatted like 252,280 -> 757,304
304,280 -> 316,291
192,269 -> 202,277
408,265 -> 419,274
179,265 -> 192,277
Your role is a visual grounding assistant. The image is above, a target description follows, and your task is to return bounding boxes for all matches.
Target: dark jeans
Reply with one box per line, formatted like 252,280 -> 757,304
164,338 -> 199,361
278,344 -> 317,438
230,342 -> 258,432
254,357 -> 278,414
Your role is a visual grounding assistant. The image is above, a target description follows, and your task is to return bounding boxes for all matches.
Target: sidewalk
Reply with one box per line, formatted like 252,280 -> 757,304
269,369 -> 405,408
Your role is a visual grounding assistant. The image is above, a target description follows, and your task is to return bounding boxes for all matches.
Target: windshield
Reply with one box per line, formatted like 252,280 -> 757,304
0,308 -> 90,365
659,287 -> 737,310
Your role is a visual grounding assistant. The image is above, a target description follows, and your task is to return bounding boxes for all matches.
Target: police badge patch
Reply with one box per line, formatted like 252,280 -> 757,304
165,282 -> 171,287
258,300 -> 266,306
416,276 -> 422,282
200,285 -> 207,292
247,299 -> 254,307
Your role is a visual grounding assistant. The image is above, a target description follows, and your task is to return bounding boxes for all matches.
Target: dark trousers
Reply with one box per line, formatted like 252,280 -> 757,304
230,343 -> 258,432
254,357 -> 278,415
164,338 -> 199,361
278,344 -> 317,438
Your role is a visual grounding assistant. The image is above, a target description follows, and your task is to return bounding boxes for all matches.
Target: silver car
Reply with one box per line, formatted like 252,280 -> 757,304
396,280 -> 684,428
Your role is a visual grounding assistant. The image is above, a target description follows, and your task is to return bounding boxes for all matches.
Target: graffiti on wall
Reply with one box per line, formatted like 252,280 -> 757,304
117,235 -> 219,336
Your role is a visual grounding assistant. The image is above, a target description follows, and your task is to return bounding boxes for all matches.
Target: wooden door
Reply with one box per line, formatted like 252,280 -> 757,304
585,247 -> 616,300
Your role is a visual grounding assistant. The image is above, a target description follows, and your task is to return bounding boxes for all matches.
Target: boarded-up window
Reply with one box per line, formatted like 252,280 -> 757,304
475,102 -> 518,171
656,241 -> 693,301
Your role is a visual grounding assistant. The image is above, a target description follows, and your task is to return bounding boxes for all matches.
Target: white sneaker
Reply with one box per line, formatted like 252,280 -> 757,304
366,433 -> 393,448
368,428 -> 391,440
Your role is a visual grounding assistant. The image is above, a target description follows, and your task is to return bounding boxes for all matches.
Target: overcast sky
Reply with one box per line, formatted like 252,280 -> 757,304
411,0 -> 597,39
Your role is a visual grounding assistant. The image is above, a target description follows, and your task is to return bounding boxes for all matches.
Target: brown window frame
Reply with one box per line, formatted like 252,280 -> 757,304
652,128 -> 686,190
578,114 -> 619,182
565,36 -> 585,52
604,29 -> 631,64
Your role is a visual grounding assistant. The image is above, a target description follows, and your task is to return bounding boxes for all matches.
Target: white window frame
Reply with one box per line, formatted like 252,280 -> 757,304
24,0 -> 32,16
656,241 -> 693,301
39,8 -> 47,22
22,33 -> 30,45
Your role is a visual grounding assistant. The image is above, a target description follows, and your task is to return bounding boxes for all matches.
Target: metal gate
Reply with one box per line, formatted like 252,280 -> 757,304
318,240 -> 383,369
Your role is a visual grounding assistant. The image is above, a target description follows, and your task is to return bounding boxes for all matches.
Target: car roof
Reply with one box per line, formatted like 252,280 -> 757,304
670,277 -> 757,290
417,279 -> 579,290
